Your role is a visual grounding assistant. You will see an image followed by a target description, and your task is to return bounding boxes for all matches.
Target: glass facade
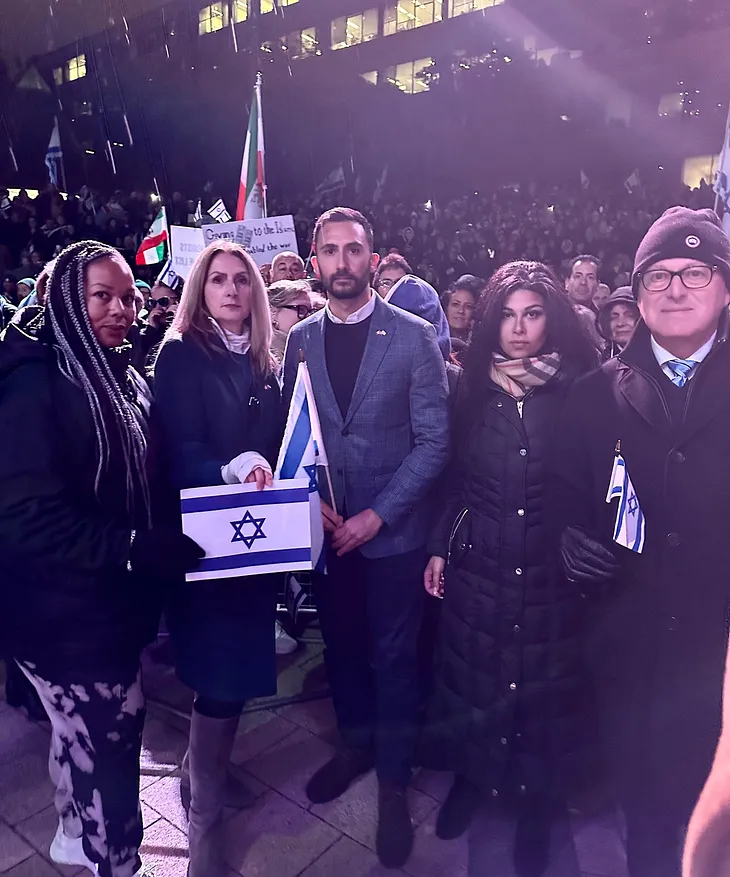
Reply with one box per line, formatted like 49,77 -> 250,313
66,54 -> 86,81
383,57 -> 435,93
450,0 -> 504,17
285,26 -> 318,58
233,0 -> 249,22
384,1 -> 442,35
331,9 -> 378,50
199,2 -> 228,34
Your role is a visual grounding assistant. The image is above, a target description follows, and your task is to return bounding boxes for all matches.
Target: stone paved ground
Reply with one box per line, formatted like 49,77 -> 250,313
0,629 -> 628,877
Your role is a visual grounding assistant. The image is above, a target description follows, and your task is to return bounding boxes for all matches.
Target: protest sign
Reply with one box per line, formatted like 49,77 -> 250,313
170,225 -> 205,279
181,479 -> 312,582
201,215 -> 298,266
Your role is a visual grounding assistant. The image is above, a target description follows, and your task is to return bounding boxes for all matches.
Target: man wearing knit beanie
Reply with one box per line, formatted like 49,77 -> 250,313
551,206 -> 730,877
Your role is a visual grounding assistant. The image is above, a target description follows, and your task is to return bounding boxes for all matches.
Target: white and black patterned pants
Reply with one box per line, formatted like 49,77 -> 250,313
18,660 -> 146,877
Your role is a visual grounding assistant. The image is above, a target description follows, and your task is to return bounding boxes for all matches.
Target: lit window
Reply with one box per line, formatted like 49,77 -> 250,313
384,0 -> 442,35
283,27 -> 318,58
449,0 -> 504,17
53,67 -> 64,86
682,155 -> 720,189
331,9 -> 378,50
199,2 -> 228,34
361,70 -> 378,85
658,92 -> 683,117
279,0 -> 299,5
66,54 -> 86,81
384,57 -> 436,94
261,0 -> 274,12
233,0 -> 248,22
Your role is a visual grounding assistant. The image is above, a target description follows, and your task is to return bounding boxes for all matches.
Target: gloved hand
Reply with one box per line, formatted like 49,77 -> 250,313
560,525 -> 619,585
130,528 -> 205,577
221,451 -> 272,486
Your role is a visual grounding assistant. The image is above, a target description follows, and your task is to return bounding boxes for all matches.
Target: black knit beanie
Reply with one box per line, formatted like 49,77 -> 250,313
632,207 -> 730,295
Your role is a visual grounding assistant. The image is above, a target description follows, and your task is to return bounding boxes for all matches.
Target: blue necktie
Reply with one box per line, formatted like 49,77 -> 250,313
666,359 -> 697,388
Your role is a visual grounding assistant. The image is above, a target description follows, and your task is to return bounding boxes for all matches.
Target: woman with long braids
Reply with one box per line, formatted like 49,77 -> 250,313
154,240 -> 282,877
424,261 -> 598,877
0,241 -> 201,877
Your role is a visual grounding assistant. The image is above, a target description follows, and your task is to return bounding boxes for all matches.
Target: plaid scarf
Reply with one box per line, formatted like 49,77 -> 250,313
490,351 -> 562,399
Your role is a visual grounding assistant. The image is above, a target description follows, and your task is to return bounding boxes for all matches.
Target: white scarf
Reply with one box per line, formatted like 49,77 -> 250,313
210,317 -> 251,355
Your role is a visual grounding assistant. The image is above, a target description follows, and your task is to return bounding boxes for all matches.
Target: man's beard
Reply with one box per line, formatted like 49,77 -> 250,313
323,269 -> 370,300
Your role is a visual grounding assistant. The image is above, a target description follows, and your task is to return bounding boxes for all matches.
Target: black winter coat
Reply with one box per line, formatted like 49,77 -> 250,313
0,308 -> 160,671
428,375 -> 595,804
551,317 -> 730,814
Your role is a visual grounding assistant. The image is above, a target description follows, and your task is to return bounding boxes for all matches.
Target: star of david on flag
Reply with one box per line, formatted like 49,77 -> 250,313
605,442 -> 645,554
231,510 -> 266,549
275,359 -> 329,573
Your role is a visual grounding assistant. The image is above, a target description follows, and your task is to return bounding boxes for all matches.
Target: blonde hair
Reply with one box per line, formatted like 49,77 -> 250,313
267,279 -> 313,311
166,240 -> 273,375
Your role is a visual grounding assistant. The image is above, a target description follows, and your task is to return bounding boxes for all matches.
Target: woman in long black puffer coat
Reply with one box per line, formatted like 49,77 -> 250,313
424,261 -> 599,877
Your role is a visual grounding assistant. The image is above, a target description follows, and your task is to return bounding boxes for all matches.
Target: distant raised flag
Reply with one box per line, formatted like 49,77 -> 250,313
580,169 -> 590,190
45,117 -> 62,187
314,166 -> 346,205
714,115 -> 730,236
209,198 -> 231,223
136,207 -> 168,265
373,165 -> 389,203
275,360 -> 329,574
236,74 -> 266,221
624,169 -> 641,194
605,441 -> 645,554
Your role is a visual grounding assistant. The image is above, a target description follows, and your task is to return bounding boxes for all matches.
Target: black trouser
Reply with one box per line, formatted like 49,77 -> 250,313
313,546 -> 426,787
18,660 -> 145,877
622,788 -> 686,877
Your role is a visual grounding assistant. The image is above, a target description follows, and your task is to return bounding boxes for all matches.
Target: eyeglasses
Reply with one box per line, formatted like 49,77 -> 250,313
149,296 -> 170,309
640,265 -> 716,293
280,304 -> 314,321
377,278 -> 396,289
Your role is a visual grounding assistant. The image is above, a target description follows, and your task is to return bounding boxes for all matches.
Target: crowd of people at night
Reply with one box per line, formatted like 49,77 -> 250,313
1,170 -> 730,877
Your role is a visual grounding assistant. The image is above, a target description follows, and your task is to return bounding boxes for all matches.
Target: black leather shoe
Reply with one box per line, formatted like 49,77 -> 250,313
305,749 -> 374,804
377,782 -> 414,869
435,774 -> 481,840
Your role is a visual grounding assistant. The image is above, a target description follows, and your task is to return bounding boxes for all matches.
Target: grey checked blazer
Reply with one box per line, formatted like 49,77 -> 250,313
282,294 -> 449,559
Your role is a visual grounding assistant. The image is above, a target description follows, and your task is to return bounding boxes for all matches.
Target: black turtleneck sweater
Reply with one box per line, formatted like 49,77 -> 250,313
324,315 -> 372,419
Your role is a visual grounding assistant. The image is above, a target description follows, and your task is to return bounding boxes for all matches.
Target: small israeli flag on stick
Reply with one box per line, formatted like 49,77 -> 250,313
209,198 -> 231,223
605,440 -> 645,553
194,199 -> 202,223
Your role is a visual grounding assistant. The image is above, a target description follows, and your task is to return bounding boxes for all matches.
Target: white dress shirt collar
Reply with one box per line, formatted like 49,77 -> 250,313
325,291 -> 376,325
650,332 -> 716,382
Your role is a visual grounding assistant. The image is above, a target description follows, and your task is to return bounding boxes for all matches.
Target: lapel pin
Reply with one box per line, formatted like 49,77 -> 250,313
376,329 -> 387,336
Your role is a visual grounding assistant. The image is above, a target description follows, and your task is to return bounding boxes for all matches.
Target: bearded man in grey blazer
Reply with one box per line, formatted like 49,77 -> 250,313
282,207 -> 449,869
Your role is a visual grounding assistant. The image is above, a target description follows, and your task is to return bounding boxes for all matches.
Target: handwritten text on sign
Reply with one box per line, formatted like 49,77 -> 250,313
170,216 -> 299,279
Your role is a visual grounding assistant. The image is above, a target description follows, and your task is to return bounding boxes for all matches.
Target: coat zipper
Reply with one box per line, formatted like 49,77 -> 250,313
447,507 -> 469,566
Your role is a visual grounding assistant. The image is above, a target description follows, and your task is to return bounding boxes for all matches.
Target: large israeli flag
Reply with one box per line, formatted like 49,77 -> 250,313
605,445 -> 645,554
181,479 -> 312,582
275,361 -> 328,573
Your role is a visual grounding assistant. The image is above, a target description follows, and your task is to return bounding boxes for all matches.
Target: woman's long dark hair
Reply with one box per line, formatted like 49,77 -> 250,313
46,240 -> 151,527
454,260 -> 597,439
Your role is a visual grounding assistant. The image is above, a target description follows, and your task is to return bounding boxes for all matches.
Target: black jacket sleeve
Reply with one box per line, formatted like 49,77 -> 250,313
0,361 -> 131,571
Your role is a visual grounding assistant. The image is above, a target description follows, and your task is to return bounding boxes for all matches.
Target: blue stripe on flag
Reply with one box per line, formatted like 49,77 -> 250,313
278,397 -> 311,478
195,547 -> 311,573
613,471 -> 629,542
181,486 -> 309,514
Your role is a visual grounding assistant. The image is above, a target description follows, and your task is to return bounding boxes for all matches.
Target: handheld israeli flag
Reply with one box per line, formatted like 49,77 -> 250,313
156,257 -> 179,289
45,117 -> 62,187
605,441 -> 645,553
275,360 -> 328,574
194,199 -> 203,223
181,479 -> 312,582
209,198 -> 231,223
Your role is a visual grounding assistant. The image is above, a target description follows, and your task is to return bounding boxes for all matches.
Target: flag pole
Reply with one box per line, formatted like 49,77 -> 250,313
715,98 -> 730,216
299,350 -> 338,516
56,117 -> 68,194
257,72 -> 267,219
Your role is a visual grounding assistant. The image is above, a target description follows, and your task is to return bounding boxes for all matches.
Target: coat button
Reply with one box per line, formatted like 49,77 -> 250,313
671,450 -> 685,464
515,568 -> 523,576
509,682 -> 517,690
517,509 -> 525,517
491,788 -> 499,797
668,616 -> 678,631
519,448 -> 527,457
520,784 -> 527,794
497,401 -> 503,408
513,624 -> 521,633
341,428 -> 350,437
500,737 -> 508,745
667,532 -> 681,547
